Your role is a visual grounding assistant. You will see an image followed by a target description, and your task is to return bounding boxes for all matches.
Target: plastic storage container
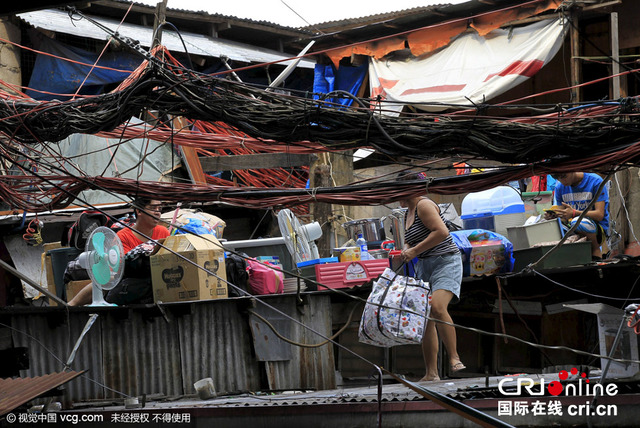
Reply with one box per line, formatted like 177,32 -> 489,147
461,186 -> 526,237
315,259 -> 389,289
507,218 -> 564,251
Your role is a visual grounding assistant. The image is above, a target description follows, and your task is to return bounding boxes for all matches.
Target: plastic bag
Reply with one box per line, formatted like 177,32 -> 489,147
359,268 -> 431,347
175,218 -> 215,236
246,259 -> 284,295
451,229 -> 514,276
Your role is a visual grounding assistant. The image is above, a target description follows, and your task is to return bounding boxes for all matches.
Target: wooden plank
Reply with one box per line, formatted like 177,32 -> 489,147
171,116 -> 209,185
199,153 -> 314,171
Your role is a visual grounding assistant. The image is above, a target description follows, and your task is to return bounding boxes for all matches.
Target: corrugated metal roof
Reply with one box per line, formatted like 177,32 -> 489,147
11,312 -> 106,403
307,4 -> 448,31
258,296 -> 336,391
0,371 -> 85,416
16,9 -> 315,68
109,0 -> 314,33
101,310 -> 184,398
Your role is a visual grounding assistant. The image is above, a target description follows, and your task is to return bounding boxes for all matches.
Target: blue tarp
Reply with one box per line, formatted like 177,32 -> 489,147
313,63 -> 367,107
26,35 -> 142,101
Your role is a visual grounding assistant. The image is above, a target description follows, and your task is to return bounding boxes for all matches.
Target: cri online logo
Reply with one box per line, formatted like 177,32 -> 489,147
498,367 -> 618,397
547,368 -> 586,396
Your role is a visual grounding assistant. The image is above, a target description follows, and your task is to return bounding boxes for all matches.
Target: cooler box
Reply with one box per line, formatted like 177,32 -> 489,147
297,257 -> 339,290
315,259 -> 389,290
461,186 -> 526,237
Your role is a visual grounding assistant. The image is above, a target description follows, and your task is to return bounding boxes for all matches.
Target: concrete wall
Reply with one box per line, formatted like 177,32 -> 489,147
0,19 -> 20,92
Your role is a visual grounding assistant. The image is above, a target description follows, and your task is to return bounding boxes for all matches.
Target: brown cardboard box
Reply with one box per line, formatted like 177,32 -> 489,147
66,280 -> 91,302
43,242 -> 62,306
150,234 -> 227,303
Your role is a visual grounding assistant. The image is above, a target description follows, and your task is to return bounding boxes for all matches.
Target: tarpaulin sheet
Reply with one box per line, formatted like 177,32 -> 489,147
313,63 -> 368,107
369,18 -> 566,114
26,33 -> 142,101
326,0 -> 561,68
31,117 -> 178,206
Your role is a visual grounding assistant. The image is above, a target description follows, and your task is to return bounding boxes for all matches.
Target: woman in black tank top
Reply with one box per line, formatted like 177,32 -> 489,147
398,172 -> 465,382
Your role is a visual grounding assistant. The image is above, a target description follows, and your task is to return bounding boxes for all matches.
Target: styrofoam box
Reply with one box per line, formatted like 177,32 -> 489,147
494,212 -> 527,239
507,219 -> 564,250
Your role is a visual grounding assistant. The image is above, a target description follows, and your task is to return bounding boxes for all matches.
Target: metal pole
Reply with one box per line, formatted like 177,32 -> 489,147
374,365 -> 383,428
266,41 -> 315,91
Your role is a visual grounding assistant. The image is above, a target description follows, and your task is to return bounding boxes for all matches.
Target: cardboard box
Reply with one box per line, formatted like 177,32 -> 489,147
332,247 -> 361,262
43,242 -> 62,305
66,280 -> 91,302
150,234 -> 227,303
466,242 -> 509,276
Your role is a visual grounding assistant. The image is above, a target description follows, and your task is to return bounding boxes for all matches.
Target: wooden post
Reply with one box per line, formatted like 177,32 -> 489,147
310,158 -> 332,257
570,12 -> 581,103
610,171 -> 629,255
610,12 -> 621,99
310,151 -> 354,257
151,0 -> 168,49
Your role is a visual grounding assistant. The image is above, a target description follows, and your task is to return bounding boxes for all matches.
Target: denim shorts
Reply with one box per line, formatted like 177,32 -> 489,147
414,252 -> 462,303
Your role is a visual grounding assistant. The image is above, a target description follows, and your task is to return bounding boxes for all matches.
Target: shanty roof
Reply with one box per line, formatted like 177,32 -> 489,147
0,371 -> 86,416
17,8 -> 316,68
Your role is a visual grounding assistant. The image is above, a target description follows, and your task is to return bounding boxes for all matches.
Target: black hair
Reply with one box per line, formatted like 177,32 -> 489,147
131,197 -> 153,212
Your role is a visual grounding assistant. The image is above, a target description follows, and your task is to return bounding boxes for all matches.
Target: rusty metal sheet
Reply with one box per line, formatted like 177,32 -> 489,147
101,310 -> 182,398
249,313 -> 293,361
177,300 -> 262,396
0,371 -> 85,416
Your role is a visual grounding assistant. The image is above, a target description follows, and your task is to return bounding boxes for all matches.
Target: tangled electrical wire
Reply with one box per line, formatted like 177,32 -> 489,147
2,45 -> 640,165
2,23 -> 640,213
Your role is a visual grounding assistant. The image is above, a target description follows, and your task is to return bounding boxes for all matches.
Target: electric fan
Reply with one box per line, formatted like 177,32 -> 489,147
77,226 -> 124,306
277,209 -> 322,265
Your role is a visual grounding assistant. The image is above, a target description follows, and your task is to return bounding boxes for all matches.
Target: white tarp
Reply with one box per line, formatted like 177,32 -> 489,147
31,117 -> 178,207
369,18 -> 567,114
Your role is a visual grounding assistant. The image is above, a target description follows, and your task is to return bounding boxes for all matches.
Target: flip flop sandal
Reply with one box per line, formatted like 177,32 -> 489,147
450,362 -> 466,373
